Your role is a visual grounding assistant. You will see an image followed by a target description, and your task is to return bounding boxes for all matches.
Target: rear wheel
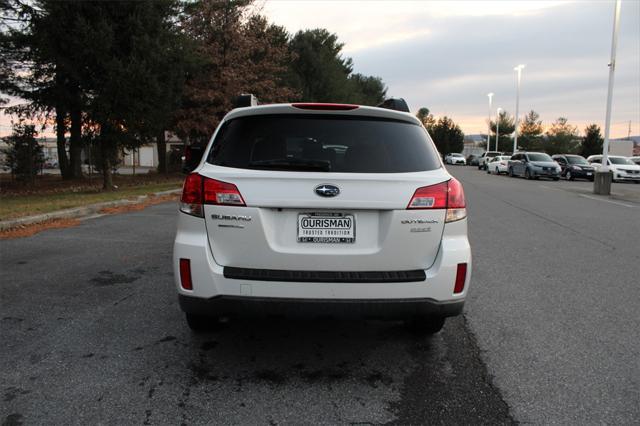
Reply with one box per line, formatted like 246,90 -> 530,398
186,313 -> 221,332
405,316 -> 446,334
552,177 -> 559,181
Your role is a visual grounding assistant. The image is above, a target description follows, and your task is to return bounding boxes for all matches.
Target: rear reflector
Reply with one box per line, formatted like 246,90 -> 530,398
454,263 -> 467,294
179,258 -> 193,290
292,103 -> 359,111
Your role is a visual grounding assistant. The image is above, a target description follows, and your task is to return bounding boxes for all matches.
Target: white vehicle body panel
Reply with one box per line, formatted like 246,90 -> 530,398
173,103 -> 472,317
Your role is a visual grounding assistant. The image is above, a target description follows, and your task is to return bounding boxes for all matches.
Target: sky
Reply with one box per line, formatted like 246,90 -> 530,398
2,0 -> 638,139
263,0 -> 640,138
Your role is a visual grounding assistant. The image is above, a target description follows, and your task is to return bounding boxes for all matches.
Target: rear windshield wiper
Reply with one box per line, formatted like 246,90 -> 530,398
248,159 -> 331,172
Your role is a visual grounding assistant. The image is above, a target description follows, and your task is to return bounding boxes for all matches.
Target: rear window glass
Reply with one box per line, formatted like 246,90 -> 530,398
566,155 -> 588,165
206,114 -> 441,173
528,153 -> 552,162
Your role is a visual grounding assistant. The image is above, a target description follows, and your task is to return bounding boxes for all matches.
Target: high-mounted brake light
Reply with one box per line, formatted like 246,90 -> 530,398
407,178 -> 467,223
292,103 -> 359,111
180,174 -> 245,217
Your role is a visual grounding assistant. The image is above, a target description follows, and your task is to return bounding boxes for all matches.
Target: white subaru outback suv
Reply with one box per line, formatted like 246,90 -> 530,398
173,101 -> 471,333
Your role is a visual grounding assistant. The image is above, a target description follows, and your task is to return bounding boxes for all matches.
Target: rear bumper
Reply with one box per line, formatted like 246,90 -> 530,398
566,169 -> 594,179
179,294 -> 464,319
173,212 -> 471,317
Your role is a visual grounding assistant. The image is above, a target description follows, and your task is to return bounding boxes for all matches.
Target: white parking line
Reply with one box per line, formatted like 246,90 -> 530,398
578,194 -> 635,208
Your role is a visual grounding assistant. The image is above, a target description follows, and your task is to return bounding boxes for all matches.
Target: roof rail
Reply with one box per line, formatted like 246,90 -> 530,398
376,98 -> 410,113
234,94 -> 259,108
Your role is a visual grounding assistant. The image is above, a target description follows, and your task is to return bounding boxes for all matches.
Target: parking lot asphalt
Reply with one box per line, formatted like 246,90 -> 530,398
0,202 -> 512,426
1,167 -> 638,425
451,165 -> 640,425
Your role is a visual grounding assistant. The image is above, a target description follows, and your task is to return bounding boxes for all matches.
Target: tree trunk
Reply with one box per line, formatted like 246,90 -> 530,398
55,107 -> 72,180
101,140 -> 114,191
157,129 -> 167,174
100,123 -> 115,191
69,106 -> 83,178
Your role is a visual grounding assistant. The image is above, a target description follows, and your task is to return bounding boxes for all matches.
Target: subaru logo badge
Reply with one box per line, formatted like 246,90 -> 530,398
315,184 -> 340,197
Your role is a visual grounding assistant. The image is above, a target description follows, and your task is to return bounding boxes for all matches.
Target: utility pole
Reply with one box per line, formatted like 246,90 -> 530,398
594,0 -> 621,195
496,107 -> 502,152
487,93 -> 494,150
513,65 -> 525,154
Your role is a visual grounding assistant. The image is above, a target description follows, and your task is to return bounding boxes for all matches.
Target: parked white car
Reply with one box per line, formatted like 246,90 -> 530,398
174,100 -> 471,334
445,153 -> 466,165
477,151 -> 503,170
586,155 -> 640,183
629,156 -> 640,166
486,155 -> 511,175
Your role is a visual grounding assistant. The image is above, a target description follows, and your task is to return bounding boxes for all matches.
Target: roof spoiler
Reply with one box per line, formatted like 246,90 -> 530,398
234,94 -> 259,108
376,98 -> 410,113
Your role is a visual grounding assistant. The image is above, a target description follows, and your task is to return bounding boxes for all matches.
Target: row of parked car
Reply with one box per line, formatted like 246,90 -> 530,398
444,151 -> 640,183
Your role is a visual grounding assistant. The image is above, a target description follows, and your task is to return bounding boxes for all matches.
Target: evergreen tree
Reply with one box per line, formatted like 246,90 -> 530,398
430,116 -> 464,156
1,122 -> 44,183
544,117 -> 579,155
581,124 -> 604,157
416,107 -> 436,133
287,28 -> 387,105
489,110 -> 515,152
518,110 -> 543,151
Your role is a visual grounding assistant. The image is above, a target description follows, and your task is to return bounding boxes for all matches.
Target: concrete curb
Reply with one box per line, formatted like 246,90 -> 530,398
0,188 -> 181,231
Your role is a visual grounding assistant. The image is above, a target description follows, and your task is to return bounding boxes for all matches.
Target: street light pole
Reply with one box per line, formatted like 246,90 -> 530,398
594,0 -> 621,195
513,64 -> 525,154
487,93 -> 494,150
496,107 -> 502,151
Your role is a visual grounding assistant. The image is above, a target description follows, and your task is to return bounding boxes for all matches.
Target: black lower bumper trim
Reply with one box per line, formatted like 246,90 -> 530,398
179,295 -> 464,319
223,267 -> 426,283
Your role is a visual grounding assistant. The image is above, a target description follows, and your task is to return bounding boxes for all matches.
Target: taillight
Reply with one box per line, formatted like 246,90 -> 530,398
454,263 -> 467,294
180,173 -> 203,217
407,181 -> 448,209
407,178 -> 466,223
180,174 -> 245,217
203,178 -> 245,206
179,258 -> 193,290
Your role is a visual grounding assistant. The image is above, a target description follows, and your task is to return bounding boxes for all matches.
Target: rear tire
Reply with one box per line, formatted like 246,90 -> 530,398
185,313 -> 221,332
553,177 -> 559,181
405,316 -> 446,334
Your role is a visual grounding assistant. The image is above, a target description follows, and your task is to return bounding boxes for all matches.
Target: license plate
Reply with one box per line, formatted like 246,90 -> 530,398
298,213 -> 355,243
587,172 -> 592,176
